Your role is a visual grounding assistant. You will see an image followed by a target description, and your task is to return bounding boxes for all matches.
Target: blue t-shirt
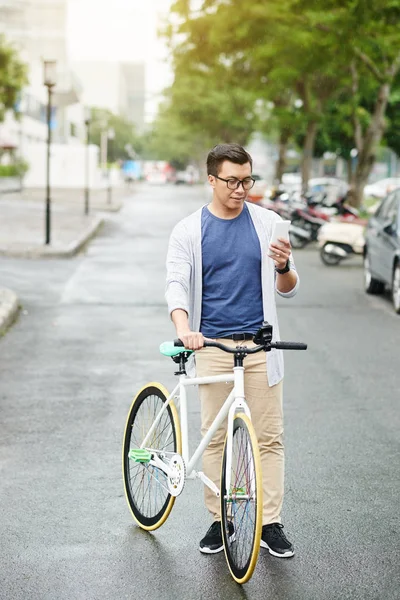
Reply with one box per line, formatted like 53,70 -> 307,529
200,204 -> 264,338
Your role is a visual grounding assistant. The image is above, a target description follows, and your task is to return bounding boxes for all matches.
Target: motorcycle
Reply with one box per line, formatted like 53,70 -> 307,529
289,193 -> 332,248
317,220 -> 366,266
289,193 -> 361,249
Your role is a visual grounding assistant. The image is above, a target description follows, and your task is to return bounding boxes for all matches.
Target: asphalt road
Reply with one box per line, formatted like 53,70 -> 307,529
0,184 -> 399,600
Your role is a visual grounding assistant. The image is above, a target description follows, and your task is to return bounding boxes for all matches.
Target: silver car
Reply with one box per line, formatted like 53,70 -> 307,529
364,188 -> 400,314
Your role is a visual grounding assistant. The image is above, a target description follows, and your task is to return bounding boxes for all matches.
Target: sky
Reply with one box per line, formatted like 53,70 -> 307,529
67,0 -> 173,119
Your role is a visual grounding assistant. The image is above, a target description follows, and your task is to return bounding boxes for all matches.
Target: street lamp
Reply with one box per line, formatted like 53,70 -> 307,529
84,107 -> 91,215
107,127 -> 115,204
43,59 -> 57,245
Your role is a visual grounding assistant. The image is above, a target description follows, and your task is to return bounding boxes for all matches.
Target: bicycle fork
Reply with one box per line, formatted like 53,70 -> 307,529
224,366 -> 255,500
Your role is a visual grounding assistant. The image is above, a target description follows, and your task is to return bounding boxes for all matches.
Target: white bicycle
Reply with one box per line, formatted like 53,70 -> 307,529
122,322 -> 307,584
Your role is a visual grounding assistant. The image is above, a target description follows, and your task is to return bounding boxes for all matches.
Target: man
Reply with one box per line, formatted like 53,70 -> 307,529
165,143 -> 299,557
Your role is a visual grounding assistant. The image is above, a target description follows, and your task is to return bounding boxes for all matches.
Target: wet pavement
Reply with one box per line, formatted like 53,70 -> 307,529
0,183 -> 399,600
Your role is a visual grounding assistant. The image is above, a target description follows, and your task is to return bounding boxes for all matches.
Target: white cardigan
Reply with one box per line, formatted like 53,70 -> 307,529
165,202 -> 299,386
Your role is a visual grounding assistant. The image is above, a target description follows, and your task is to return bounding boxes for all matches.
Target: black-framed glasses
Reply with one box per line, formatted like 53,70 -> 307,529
214,175 -> 255,190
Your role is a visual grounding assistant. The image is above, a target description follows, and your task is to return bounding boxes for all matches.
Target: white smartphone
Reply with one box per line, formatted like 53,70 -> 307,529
270,220 -> 291,246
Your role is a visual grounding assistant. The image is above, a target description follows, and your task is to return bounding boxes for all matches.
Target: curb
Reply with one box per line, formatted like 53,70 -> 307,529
0,216 -> 103,259
0,288 -> 20,336
62,215 -> 104,258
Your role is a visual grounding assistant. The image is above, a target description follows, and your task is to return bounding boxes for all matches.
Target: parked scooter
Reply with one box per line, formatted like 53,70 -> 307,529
317,221 -> 366,266
289,193 -> 361,249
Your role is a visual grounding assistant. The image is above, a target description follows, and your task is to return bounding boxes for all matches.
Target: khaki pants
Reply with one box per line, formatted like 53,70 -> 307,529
195,339 -> 284,525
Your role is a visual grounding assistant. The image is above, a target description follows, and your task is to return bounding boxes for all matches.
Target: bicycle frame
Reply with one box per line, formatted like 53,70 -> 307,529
140,365 -> 252,498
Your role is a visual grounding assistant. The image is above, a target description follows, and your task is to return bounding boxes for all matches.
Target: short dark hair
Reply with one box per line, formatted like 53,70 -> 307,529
206,143 -> 253,176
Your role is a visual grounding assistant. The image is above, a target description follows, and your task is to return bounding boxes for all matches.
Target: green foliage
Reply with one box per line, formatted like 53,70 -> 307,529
141,104 -> 206,167
158,0 -> 350,168
385,80 -> 400,156
0,160 -> 29,178
88,108 -> 144,162
151,0 -> 400,179
0,36 -> 27,122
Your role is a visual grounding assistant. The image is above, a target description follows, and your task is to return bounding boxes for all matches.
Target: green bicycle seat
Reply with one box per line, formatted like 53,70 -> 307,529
159,341 -> 194,357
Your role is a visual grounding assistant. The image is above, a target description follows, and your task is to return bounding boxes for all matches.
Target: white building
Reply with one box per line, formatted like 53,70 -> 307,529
0,0 -> 101,189
71,60 -> 146,132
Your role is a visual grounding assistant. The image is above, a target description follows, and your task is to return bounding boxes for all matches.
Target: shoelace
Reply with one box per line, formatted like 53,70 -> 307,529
267,523 -> 289,543
207,521 -> 222,536
207,521 -> 233,536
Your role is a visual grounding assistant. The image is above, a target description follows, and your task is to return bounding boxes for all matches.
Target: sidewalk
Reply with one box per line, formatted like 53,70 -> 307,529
0,186 -> 129,258
0,185 -> 132,335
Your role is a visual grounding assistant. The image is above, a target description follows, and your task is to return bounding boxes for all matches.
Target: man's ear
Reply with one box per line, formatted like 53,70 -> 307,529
208,174 -> 216,189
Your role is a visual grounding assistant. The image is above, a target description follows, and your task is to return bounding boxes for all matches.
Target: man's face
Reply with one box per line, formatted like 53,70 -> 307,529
208,160 -> 252,212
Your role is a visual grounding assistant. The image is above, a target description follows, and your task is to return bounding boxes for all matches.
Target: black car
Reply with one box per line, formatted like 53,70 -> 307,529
364,188 -> 400,314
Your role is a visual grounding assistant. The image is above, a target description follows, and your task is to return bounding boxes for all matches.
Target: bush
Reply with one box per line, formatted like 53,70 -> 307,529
0,160 -> 29,178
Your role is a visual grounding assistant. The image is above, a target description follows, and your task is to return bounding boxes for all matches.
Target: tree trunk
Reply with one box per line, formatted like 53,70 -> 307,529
301,120 -> 318,193
347,157 -> 354,185
275,130 -> 290,183
351,82 -> 391,207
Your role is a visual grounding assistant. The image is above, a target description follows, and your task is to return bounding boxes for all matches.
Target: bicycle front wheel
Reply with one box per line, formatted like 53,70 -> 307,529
122,383 -> 182,531
221,413 -> 263,584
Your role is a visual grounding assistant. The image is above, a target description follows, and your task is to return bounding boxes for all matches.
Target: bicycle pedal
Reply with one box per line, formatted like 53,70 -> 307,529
128,448 -> 152,463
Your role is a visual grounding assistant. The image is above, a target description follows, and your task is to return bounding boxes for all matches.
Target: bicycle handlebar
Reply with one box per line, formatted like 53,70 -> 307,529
174,339 -> 307,353
272,341 -> 308,350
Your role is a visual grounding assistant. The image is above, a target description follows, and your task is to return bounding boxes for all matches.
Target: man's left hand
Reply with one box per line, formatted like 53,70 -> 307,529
268,238 -> 291,270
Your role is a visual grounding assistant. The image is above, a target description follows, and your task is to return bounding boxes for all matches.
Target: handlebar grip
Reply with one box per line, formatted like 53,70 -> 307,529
174,339 -> 184,347
273,341 -> 308,350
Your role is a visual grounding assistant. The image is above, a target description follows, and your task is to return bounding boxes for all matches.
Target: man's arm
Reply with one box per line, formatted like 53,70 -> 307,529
171,309 -> 204,350
165,223 -> 191,316
166,223 -> 204,350
269,237 -> 299,295
275,269 -> 298,294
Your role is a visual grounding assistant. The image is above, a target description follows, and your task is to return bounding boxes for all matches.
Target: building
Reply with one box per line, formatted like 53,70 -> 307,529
0,0 -> 101,188
71,60 -> 146,132
120,62 -> 146,133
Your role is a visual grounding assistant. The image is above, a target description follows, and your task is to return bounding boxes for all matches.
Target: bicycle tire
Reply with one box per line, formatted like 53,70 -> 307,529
221,413 -> 263,584
122,382 -> 182,531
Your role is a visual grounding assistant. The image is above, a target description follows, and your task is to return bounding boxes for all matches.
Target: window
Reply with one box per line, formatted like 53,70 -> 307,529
376,192 -> 397,222
392,191 -> 400,233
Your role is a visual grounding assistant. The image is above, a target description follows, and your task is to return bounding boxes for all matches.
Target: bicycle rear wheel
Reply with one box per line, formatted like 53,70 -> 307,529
221,413 -> 263,584
122,383 -> 182,530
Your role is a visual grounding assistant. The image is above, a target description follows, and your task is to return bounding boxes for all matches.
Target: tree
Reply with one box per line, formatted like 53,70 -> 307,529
304,96 -> 367,183
88,108 -> 143,163
297,0 -> 400,205
142,99 -> 209,168
346,3 -> 400,205
0,35 -> 27,122
166,0 -> 400,202
256,95 -> 303,182
162,7 -> 260,155
383,81 -> 400,160
168,0 -> 349,188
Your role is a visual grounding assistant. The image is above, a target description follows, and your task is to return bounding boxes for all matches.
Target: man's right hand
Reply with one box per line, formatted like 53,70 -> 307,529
177,331 -> 205,351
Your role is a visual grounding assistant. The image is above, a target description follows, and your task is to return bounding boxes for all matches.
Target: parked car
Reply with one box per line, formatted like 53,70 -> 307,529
364,178 -> 400,199
363,188 -> 400,314
307,177 -> 349,206
174,167 -> 200,185
146,171 -> 168,185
